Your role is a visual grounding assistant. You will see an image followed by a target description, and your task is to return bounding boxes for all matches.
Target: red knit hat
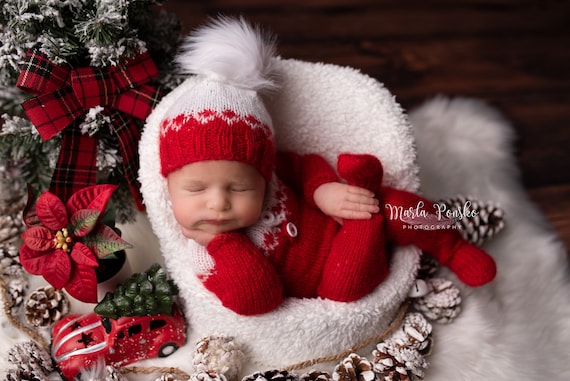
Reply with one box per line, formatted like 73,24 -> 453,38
159,17 -> 278,181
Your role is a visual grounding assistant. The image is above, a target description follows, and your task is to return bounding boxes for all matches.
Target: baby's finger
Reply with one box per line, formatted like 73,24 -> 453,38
346,185 -> 375,197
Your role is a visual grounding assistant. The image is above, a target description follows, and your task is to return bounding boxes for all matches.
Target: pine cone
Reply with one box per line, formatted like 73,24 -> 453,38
106,365 -> 128,381
6,340 -> 53,380
413,278 -> 461,324
439,195 -> 505,246
372,341 -> 427,381
332,353 -> 375,381
25,286 -> 69,327
0,241 -> 24,278
388,313 -> 432,354
7,277 -> 28,309
193,335 -> 245,381
155,374 -> 181,381
299,370 -> 332,381
191,371 -> 228,381
416,254 -> 439,280
242,369 -> 298,381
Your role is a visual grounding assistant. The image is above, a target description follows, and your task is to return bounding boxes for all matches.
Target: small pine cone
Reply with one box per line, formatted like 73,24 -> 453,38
389,313 -> 432,353
5,367 -> 50,381
0,213 -> 25,243
25,286 -> 70,327
417,254 -> 439,280
242,370 -> 298,381
155,374 -> 180,381
7,277 -> 28,309
372,341 -> 427,381
191,371 -> 228,381
299,370 -> 332,381
193,335 -> 245,381
332,353 -> 375,381
106,365 -> 128,381
413,278 -> 461,324
439,196 -> 505,246
7,340 -> 53,378
0,241 -> 24,278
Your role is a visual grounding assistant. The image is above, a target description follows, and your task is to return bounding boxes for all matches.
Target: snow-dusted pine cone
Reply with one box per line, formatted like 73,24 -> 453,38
0,241 -> 24,278
242,370 -> 298,381
105,365 -> 128,381
7,277 -> 28,309
299,370 -> 332,381
6,340 -> 53,380
193,335 -> 245,381
0,214 -> 25,243
388,313 -> 432,354
413,278 -> 462,324
332,353 -> 376,381
416,254 -> 439,280
25,286 -> 69,327
439,195 -> 505,246
191,370 -> 228,381
155,374 -> 181,381
372,341 -> 427,381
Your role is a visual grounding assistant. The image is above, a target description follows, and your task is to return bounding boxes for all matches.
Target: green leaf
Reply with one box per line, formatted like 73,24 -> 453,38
66,184 -> 117,216
70,209 -> 101,237
83,224 -> 133,258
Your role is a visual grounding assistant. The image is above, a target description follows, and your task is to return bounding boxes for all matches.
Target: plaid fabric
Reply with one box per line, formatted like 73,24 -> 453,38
17,49 -> 161,206
50,125 -> 97,201
108,110 -> 144,209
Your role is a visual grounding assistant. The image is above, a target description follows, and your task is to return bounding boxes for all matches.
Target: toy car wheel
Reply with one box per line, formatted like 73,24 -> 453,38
158,342 -> 179,357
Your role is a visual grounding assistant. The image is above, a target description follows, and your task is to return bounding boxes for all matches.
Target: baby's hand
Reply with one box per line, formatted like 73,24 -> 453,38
314,182 -> 380,221
181,227 -> 216,247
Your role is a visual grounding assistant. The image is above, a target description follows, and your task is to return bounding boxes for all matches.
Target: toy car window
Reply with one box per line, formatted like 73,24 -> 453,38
102,317 -> 112,334
128,324 -> 142,336
150,319 -> 166,330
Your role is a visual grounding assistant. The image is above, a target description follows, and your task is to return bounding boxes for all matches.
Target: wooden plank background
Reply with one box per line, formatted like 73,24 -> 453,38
160,0 -> 570,250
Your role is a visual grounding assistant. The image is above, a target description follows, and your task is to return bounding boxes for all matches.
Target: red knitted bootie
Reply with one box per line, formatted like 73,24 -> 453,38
445,240 -> 497,286
336,153 -> 383,194
317,154 -> 388,302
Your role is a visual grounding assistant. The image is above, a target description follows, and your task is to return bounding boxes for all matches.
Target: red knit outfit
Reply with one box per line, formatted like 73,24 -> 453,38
202,153 -> 497,316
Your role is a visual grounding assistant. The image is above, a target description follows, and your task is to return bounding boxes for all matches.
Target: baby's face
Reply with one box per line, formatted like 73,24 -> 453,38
167,160 -> 266,238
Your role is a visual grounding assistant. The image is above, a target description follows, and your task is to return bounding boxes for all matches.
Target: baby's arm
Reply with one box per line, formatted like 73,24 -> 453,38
314,182 -> 380,221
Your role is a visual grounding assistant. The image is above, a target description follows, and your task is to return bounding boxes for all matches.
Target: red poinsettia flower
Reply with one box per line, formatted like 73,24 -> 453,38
19,184 -> 132,303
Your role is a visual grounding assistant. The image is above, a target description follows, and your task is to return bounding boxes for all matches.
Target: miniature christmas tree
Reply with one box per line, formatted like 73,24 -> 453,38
94,263 -> 178,319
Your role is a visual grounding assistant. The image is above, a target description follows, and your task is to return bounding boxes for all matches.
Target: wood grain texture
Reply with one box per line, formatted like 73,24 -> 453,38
159,0 -> 570,250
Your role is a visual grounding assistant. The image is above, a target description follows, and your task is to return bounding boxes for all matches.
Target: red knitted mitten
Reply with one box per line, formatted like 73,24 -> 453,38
203,232 -> 284,315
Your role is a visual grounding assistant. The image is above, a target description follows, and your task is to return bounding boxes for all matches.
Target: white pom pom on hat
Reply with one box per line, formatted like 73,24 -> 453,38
158,16 -> 278,181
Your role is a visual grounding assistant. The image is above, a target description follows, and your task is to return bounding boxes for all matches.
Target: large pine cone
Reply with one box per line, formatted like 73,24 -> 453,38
413,278 -> 462,324
333,353 -> 376,381
439,195 -> 505,246
25,286 -> 69,327
193,335 -> 245,381
299,370 -> 332,381
372,341 -> 427,381
242,369 -> 298,381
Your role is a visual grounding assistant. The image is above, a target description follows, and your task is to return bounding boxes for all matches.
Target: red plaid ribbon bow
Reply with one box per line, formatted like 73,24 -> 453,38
17,49 -> 161,207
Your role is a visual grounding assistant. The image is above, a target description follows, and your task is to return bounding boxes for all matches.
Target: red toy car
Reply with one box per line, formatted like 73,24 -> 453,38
51,305 -> 186,380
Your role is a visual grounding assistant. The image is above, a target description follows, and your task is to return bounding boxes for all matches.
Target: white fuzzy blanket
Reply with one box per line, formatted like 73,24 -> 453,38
1,68 -> 569,380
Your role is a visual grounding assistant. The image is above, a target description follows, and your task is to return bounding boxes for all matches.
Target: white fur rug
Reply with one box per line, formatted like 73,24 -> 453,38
1,96 -> 569,380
